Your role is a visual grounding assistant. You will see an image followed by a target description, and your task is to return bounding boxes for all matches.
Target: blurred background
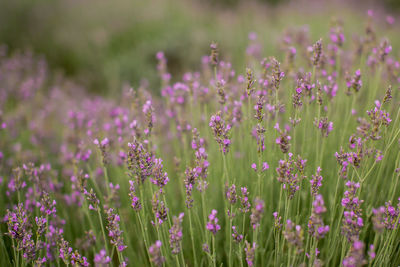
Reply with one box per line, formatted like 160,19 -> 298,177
0,0 -> 399,95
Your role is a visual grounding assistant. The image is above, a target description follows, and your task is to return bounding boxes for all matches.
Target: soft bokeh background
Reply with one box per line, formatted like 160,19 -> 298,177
1,0 -> 399,94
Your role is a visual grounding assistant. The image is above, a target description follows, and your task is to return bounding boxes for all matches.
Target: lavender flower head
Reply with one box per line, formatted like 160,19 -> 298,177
206,209 -> 221,235
274,123 -> 291,153
209,111 -> 232,154
232,226 -> 243,243
105,208 -> 127,252
94,249 -> 111,266
128,180 -> 141,211
342,239 -> 367,267
314,117 -> 333,137
149,240 -> 165,267
239,187 -> 251,213
244,241 -> 257,266
308,194 -> 329,240
283,219 -> 304,254
310,167 -> 323,197
250,198 -> 265,229
169,213 -> 184,254
341,181 -> 364,241
151,158 -> 169,190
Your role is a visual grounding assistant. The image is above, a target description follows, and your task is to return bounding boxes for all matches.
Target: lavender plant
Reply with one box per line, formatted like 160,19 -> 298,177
1,10 -> 400,267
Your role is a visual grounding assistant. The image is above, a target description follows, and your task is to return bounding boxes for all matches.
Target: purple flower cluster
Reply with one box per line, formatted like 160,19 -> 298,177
250,198 -> 265,230
150,158 -> 169,190
126,139 -> 155,184
209,111 -> 232,154
184,167 -> 197,209
142,99 -> 154,136
206,209 -> 221,235
149,240 -> 165,267
94,249 -> 111,266
105,208 -> 127,252
273,212 -> 282,230
128,180 -> 141,211
276,153 -> 307,199
308,194 -> 329,240
151,192 -> 168,226
59,238 -> 89,267
244,241 -> 257,266
225,183 -> 238,205
239,187 -> 251,213
372,199 -> 400,232
311,39 -> 323,66
366,100 -> 392,140
169,213 -> 184,254
191,128 -> 209,192
310,167 -> 323,197
346,69 -> 362,94
94,137 -> 110,165
231,225 -> 243,243
251,162 -> 269,172
341,181 -> 364,241
283,219 -> 304,254
6,204 -> 37,261
314,117 -> 333,137
274,123 -> 291,153
342,239 -> 367,267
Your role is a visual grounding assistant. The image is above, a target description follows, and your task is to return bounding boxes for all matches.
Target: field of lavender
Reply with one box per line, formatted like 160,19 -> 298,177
1,6 -> 400,267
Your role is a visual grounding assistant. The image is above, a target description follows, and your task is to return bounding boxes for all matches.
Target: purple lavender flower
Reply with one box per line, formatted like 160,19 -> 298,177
255,123 -> 266,154
151,158 -> 169,190
225,183 -> 238,205
276,153 -> 307,199
273,212 -> 282,230
184,167 -> 198,208
312,39 -> 323,66
5,203 -> 37,261
314,117 -> 333,137
83,188 -> 100,211
151,192 -> 168,226
210,42 -> 219,66
94,137 -> 110,165
346,69 -> 362,94
274,123 -> 291,153
283,219 -> 304,254
206,209 -> 221,235
244,241 -> 257,266
310,167 -> 323,197
342,239 -> 367,267
341,181 -> 364,241
209,111 -> 232,154
59,238 -> 73,264
35,216 -> 47,236
239,187 -> 251,213
126,139 -> 155,184
142,99 -> 154,136
94,249 -> 111,266
128,180 -> 141,211
372,200 -> 399,232
308,194 -> 329,239
246,68 -> 255,96
169,213 -> 184,254
232,226 -> 243,243
250,198 -> 265,230
105,208 -> 127,252
191,128 -> 209,192
368,245 -> 375,261
366,100 -> 392,140
149,240 -> 165,267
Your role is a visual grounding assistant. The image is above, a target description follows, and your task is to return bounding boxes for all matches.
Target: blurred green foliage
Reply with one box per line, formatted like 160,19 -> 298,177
0,0 -> 398,95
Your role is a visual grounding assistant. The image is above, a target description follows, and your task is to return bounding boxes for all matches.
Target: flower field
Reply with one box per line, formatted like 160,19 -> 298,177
1,6 -> 400,267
